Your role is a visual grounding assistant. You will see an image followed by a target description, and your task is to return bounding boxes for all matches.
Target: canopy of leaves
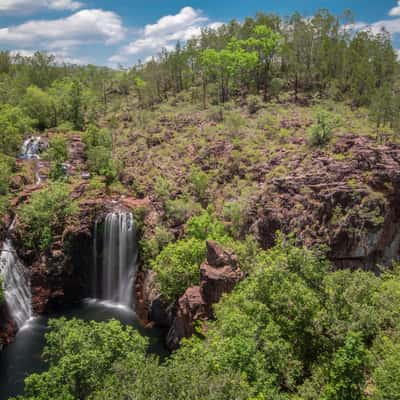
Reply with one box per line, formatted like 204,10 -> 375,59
17,182 -> 78,251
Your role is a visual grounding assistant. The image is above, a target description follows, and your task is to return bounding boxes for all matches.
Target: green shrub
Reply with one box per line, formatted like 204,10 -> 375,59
141,225 -> 174,262
84,125 -> 118,183
84,124 -> 112,149
55,121 -> 74,133
186,209 -> 228,241
307,110 -> 339,146
22,85 -> 54,130
0,153 -> 13,196
0,105 -> 35,154
247,95 -> 263,114
270,77 -> 285,99
151,237 -> 205,302
18,182 -> 78,251
207,106 -> 224,123
225,112 -> 245,135
189,166 -> 210,204
372,337 -> 400,400
19,318 -> 148,400
46,134 -> 69,180
165,196 -> 202,225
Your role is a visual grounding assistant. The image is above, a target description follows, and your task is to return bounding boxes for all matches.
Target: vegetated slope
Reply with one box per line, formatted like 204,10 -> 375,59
2,7 -> 400,400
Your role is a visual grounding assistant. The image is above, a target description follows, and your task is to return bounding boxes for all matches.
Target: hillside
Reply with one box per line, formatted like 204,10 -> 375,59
1,8 -> 400,400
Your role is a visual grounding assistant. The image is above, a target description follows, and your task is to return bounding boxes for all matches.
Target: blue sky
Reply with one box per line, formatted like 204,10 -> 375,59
0,0 -> 400,66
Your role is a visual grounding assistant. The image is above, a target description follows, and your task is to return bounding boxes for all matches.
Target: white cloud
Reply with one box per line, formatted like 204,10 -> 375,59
389,1 -> 400,16
0,0 -> 83,14
144,6 -> 207,37
350,18 -> 400,36
110,7 -> 222,65
0,9 -> 126,50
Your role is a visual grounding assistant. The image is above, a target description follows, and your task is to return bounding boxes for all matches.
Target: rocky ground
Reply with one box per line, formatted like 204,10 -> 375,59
3,101 -> 400,350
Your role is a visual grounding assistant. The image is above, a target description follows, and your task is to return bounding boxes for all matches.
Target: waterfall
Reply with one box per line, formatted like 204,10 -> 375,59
92,213 -> 138,307
0,240 -> 32,328
20,136 -> 42,160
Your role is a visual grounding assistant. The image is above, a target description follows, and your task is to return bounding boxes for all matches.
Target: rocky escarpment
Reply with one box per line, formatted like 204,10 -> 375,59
249,135 -> 400,271
0,304 -> 16,351
143,241 -> 244,350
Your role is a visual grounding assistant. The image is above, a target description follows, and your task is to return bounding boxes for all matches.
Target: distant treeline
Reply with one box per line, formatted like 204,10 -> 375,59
0,9 -> 399,137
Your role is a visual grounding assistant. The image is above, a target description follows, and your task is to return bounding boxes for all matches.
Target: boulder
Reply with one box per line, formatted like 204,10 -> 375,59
166,241 -> 243,350
166,286 -> 207,350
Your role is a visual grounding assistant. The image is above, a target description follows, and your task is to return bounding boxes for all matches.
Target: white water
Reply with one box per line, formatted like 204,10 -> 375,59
20,137 -> 42,160
92,213 -> 138,308
0,240 -> 32,328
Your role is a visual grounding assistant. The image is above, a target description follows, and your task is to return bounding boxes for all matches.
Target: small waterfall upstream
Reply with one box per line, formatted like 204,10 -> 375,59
20,136 -> 45,184
20,137 -> 42,160
0,239 -> 32,328
92,213 -> 138,307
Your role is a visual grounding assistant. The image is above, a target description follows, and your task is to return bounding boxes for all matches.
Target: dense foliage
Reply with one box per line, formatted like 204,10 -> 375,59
151,210 -> 241,301
2,6 -> 400,400
17,182 -> 78,251
13,240 -> 400,399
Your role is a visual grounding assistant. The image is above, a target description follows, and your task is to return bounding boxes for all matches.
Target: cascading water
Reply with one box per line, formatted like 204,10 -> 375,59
0,239 -> 32,328
20,136 -> 42,160
92,213 -> 138,307
20,136 -> 45,184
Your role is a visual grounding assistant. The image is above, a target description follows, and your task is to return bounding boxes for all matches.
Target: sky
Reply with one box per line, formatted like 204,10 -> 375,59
0,0 -> 400,67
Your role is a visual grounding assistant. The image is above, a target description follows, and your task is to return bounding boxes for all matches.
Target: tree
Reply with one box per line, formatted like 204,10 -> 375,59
15,318 -> 149,400
22,85 -> 54,130
70,80 -> 84,131
17,182 -> 77,251
323,332 -> 368,400
372,337 -> 400,400
244,25 -> 281,100
0,105 -> 34,154
133,76 -> 147,107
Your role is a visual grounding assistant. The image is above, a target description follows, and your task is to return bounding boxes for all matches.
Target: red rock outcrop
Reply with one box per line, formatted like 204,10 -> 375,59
166,241 -> 243,350
0,304 -> 17,351
249,134 -> 400,271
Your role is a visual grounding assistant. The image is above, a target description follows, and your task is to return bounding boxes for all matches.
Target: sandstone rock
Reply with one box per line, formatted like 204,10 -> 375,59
200,263 -> 244,306
166,286 -> 207,350
0,304 -> 17,351
166,242 -> 243,350
248,134 -> 400,271
205,240 -> 238,268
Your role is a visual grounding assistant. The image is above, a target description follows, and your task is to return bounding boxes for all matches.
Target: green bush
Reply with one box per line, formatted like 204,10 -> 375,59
140,225 -> 174,262
17,318 -> 148,400
45,134 -> 69,180
247,95 -> 263,114
151,237 -> 205,302
189,166 -> 210,204
18,182 -> 78,251
185,209 -> 228,241
84,124 -> 112,149
225,112 -> 245,135
307,110 -> 339,146
165,196 -> 202,225
0,105 -> 35,154
372,337 -> 400,400
151,211 -> 234,301
22,85 -> 54,130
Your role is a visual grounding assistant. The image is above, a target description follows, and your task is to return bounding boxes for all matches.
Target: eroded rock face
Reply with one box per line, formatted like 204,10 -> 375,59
249,135 -> 400,271
166,286 -> 207,350
0,304 -> 17,351
166,241 -> 243,350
